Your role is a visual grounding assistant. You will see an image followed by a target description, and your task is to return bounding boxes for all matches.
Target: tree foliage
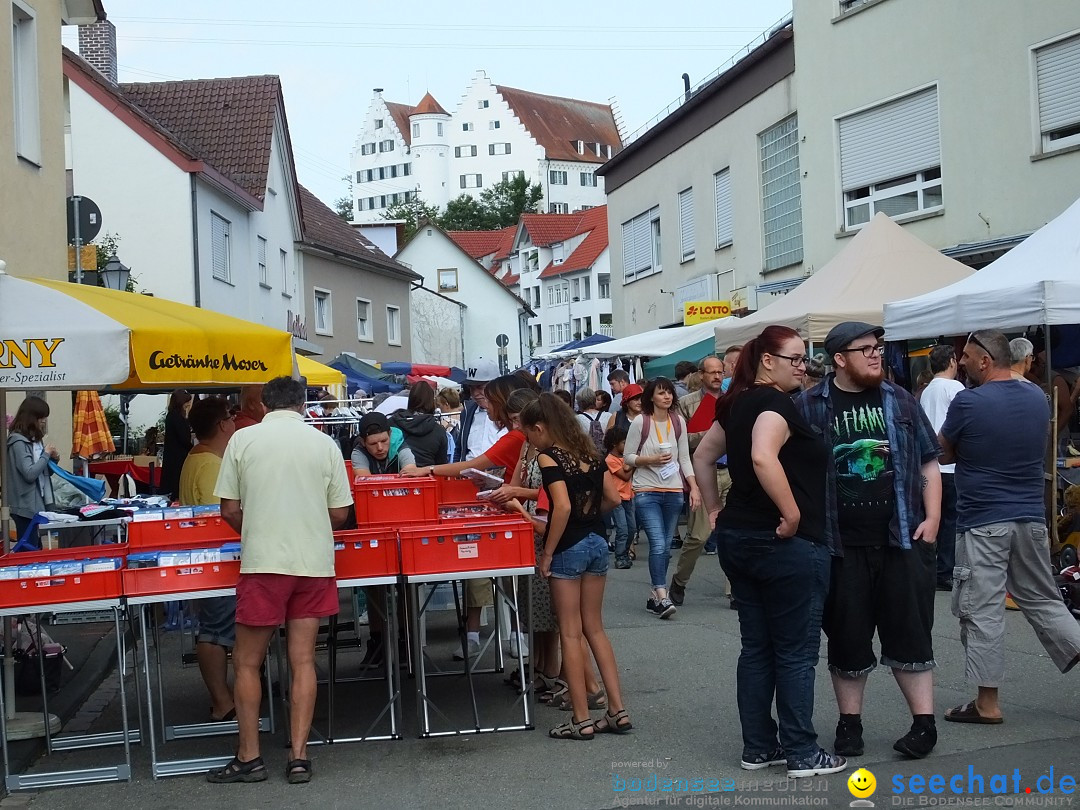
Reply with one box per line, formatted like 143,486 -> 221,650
383,197 -> 443,242
381,176 -> 545,237
439,194 -> 489,231
478,175 -> 544,228
333,197 -> 353,221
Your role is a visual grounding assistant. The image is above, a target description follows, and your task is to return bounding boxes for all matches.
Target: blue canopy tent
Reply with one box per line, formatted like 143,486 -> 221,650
328,361 -> 402,394
546,332 -> 615,356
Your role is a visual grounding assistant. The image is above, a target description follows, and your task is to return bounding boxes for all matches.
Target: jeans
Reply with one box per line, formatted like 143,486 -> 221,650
936,473 -> 957,584
635,491 -> 684,588
610,499 -> 636,558
550,532 -> 610,579
717,528 -> 830,762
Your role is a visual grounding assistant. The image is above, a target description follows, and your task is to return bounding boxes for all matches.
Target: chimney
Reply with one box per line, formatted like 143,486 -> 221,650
78,20 -> 118,84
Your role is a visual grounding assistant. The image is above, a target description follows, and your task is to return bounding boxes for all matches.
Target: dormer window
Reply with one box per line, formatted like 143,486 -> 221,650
595,142 -> 602,157
576,140 -> 584,155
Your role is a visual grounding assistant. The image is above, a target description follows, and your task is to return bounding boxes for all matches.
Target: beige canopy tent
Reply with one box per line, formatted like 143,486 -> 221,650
713,213 -> 975,351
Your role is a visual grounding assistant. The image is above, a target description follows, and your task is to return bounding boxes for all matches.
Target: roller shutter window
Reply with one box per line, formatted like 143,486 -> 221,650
1036,34 -> 1080,149
211,213 -> 230,282
714,168 -> 733,248
678,188 -> 695,261
621,206 -> 659,282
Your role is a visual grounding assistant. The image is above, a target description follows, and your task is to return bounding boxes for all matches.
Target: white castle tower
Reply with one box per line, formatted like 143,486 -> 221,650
408,92 -> 452,209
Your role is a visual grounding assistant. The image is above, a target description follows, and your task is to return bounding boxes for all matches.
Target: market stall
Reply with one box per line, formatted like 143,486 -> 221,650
712,212 -> 974,351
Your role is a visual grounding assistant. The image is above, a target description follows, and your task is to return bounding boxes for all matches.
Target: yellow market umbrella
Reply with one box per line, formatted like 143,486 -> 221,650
72,390 -> 115,458
297,355 -> 345,387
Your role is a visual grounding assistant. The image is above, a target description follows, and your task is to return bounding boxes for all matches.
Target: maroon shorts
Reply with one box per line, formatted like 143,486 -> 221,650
235,574 -> 339,626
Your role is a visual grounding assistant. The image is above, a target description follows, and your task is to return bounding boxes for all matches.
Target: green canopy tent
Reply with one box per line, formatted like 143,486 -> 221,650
642,336 -> 717,381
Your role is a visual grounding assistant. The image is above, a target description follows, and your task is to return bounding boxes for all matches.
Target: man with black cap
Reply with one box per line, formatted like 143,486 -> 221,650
350,412 -> 418,476
794,322 -> 942,761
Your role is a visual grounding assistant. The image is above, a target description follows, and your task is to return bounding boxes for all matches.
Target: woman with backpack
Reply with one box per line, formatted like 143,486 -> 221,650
624,377 -> 700,619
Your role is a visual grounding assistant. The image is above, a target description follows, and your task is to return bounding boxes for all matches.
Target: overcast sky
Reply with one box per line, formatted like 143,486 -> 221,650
64,1 -> 793,208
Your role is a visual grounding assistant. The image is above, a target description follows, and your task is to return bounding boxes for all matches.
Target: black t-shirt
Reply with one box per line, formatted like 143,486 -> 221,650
715,385 -> 828,543
829,382 -> 894,546
538,446 -> 606,554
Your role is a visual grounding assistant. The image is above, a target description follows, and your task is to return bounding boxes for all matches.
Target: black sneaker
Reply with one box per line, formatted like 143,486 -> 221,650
614,556 -> 632,569
671,537 -> 684,549
646,597 -> 677,619
787,748 -> 847,778
740,746 -> 785,771
834,717 -> 864,756
893,723 -> 937,759
669,580 -> 685,606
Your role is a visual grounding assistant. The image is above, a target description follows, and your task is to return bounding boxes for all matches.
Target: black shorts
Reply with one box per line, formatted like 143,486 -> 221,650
823,543 -> 936,675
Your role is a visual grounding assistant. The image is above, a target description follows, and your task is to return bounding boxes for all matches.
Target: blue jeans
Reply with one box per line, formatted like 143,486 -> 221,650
550,532 -> 609,579
716,528 -> 830,762
610,499 -> 636,558
635,491 -> 684,588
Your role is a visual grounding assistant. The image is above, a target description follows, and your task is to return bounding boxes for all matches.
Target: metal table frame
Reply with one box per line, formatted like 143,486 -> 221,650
405,567 -> 533,737
0,598 -> 134,791
127,588 -> 275,779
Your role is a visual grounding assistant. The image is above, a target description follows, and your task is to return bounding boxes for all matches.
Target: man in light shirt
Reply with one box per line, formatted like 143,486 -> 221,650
919,344 -> 965,591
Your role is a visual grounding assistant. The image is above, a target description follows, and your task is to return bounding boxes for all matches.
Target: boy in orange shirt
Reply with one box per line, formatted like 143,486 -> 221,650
605,427 -> 636,569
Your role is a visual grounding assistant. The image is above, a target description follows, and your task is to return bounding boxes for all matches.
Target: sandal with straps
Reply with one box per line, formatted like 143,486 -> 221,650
557,687 -> 607,711
206,755 -> 268,783
595,708 -> 634,735
539,677 -> 568,704
549,717 -> 595,740
286,758 -> 312,784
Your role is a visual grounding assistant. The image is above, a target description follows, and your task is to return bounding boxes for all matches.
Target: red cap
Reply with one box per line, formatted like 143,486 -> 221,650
621,383 -> 644,401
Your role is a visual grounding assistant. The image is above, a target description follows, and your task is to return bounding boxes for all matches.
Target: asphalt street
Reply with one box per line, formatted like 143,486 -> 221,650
2,547 -> 1079,810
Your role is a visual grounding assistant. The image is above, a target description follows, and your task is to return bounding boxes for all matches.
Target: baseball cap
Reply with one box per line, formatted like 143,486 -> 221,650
621,383 -> 644,402
824,321 -> 885,357
358,412 -> 390,437
464,356 -> 500,385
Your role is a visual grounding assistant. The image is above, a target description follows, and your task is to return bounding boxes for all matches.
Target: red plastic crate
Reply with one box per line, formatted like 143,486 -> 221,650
399,515 -> 534,576
128,515 -> 238,549
122,542 -> 240,598
436,476 -> 481,506
334,527 -> 399,580
353,475 -> 438,526
0,545 -> 126,609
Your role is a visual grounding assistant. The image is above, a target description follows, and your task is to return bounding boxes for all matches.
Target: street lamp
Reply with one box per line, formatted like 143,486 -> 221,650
101,255 -> 130,291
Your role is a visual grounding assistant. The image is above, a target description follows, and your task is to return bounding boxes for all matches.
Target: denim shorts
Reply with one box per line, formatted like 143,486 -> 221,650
197,595 -> 237,647
549,532 -> 609,580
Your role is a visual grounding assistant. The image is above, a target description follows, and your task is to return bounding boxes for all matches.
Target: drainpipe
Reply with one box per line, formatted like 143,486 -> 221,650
190,175 -> 201,307
682,73 -> 691,103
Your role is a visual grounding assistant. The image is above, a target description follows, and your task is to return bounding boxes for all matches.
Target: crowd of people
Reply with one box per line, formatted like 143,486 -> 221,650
13,317 -> 1075,784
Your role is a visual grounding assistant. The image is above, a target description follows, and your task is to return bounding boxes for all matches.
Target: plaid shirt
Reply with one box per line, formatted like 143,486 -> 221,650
793,375 -> 940,555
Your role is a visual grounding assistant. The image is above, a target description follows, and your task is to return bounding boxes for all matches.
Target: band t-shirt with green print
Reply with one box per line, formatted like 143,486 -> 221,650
829,382 -> 894,547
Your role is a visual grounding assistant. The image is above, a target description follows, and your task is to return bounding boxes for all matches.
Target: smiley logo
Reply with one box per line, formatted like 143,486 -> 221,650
848,768 -> 877,798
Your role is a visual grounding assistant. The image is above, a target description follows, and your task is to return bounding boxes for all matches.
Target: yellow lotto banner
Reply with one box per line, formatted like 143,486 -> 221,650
683,301 -> 732,325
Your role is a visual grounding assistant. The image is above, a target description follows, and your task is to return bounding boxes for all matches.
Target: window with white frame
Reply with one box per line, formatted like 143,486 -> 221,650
280,249 -> 292,297
459,174 -> 482,188
356,298 -> 372,342
839,0 -> 875,12
438,268 -> 459,291
386,305 -> 401,345
582,277 -> 591,300
11,1 -> 40,163
404,163 -> 411,176
210,212 -> 231,282
598,274 -> 610,299
549,170 -> 568,185
489,120 -> 500,130
678,187 -> 695,261
621,206 -> 661,282
374,118 -> 383,129
549,202 -> 569,214
1035,34 -> 1080,152
314,288 -> 332,335
257,236 -> 268,286
838,87 -> 942,228
534,324 -> 542,347
553,243 -> 565,264
378,139 -> 395,152
412,122 -> 420,139
714,168 -> 734,248
455,145 -> 478,158
479,99 -> 489,109
502,170 -> 524,182
437,122 -> 444,136
532,286 -> 541,308
580,171 -> 597,187
489,143 -> 511,155
571,277 -> 579,299
549,325 -> 558,346
759,116 -> 803,272
462,122 -> 474,132
361,142 -> 376,155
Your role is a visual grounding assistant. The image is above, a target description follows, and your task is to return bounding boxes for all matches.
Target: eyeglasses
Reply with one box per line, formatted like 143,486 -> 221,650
836,344 -> 885,359
769,353 -> 810,367
966,332 -> 997,362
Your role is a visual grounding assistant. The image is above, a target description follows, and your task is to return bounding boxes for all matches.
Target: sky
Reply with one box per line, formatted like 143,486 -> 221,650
63,1 -> 793,209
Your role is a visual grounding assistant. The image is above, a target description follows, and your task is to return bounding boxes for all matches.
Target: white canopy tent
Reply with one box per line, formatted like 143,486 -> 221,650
576,320 -> 721,359
712,213 -> 974,350
885,196 -> 1080,340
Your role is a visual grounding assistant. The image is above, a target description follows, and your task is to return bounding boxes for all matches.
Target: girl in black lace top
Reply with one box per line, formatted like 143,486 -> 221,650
514,393 -> 633,740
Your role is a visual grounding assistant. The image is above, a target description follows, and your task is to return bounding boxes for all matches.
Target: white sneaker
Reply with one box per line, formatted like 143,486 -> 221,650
452,638 -> 480,661
507,634 -> 530,659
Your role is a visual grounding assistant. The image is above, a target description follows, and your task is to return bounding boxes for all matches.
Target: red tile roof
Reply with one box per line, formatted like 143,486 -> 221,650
501,273 -> 521,286
446,229 -> 507,260
384,101 -> 416,145
537,206 -> 608,279
520,213 -> 584,247
495,85 -> 622,163
121,75 -> 284,202
413,92 -> 448,116
298,185 -> 419,280
492,226 -> 517,261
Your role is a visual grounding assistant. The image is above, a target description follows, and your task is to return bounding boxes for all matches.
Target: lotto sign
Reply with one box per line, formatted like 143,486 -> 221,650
683,301 -> 732,325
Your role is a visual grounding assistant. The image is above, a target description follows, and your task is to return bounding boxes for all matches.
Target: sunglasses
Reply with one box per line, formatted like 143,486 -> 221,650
966,332 -> 997,362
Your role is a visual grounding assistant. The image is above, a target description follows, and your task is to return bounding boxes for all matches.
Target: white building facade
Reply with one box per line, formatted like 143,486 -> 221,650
351,71 -> 621,223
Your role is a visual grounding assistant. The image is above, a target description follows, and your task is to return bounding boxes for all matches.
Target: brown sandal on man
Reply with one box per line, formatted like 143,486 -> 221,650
944,701 -> 1003,724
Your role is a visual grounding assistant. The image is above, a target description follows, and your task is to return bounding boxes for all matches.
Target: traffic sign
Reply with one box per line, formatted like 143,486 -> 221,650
67,196 -> 102,244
